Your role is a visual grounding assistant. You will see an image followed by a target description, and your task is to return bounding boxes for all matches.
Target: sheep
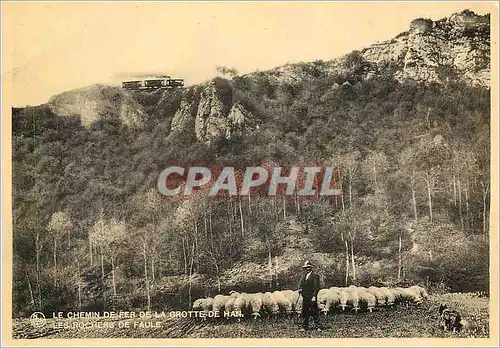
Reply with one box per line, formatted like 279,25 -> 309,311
389,287 -> 405,304
367,286 -> 387,306
346,287 -> 361,312
233,293 -> 249,312
400,287 -> 423,305
281,290 -> 301,315
193,297 -> 213,311
272,290 -> 293,315
317,289 -> 331,314
192,297 -> 214,321
221,290 -> 243,317
248,292 -> 264,319
231,293 -> 250,321
379,287 -> 396,306
409,285 -> 429,300
212,294 -> 229,316
318,288 -> 340,315
201,297 -> 213,312
192,298 -> 205,311
358,290 -> 377,312
262,292 -> 280,318
281,290 -> 298,304
339,289 -> 351,311
223,296 -> 237,319
329,286 -> 341,294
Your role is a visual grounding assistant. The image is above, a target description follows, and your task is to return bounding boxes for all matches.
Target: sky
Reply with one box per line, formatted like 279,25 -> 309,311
2,1 -> 496,107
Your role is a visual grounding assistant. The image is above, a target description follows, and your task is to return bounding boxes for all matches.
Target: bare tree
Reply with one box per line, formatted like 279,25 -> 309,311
47,211 -> 73,287
216,66 -> 239,79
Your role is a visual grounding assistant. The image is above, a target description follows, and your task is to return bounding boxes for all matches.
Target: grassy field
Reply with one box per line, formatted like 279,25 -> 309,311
12,293 -> 489,339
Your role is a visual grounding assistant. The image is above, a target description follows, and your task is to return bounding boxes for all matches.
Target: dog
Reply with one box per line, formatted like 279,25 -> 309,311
439,304 -> 467,333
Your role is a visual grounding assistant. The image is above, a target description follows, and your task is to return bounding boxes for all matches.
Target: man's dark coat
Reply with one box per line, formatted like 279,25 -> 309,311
298,271 -> 320,299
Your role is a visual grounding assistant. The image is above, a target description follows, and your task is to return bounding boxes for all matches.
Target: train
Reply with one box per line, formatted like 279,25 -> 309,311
122,76 -> 184,90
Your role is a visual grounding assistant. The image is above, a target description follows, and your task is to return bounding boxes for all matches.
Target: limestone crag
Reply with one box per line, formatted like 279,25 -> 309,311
194,79 -> 233,143
170,80 -> 257,143
263,10 -> 490,88
48,85 -> 147,128
170,86 -> 203,133
361,10 -> 490,87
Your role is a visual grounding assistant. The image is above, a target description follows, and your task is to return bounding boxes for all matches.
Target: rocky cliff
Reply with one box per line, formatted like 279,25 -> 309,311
170,79 -> 257,143
48,85 -> 149,128
45,10 -> 490,141
361,10 -> 490,87
261,10 -> 489,88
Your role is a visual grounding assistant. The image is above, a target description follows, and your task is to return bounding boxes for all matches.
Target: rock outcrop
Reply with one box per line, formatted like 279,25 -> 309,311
261,10 -> 490,88
170,86 -> 203,133
194,79 -> 233,143
48,85 -> 147,127
361,10 -> 490,87
171,79 -> 257,143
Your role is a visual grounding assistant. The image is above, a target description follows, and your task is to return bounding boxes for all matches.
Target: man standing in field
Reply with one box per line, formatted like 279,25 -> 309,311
298,261 -> 322,331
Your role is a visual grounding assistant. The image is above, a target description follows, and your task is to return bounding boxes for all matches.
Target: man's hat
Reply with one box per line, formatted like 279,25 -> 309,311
302,261 -> 314,268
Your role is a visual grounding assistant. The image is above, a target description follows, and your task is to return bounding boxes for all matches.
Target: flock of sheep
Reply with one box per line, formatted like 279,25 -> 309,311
192,285 -> 429,320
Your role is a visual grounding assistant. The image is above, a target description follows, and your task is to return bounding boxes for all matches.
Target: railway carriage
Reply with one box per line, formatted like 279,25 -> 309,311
122,76 -> 184,90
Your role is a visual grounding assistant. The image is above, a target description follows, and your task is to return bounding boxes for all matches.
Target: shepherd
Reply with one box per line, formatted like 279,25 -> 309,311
298,261 -> 323,331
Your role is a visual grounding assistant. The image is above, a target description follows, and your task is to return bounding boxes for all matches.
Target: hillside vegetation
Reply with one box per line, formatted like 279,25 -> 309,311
12,11 -> 490,317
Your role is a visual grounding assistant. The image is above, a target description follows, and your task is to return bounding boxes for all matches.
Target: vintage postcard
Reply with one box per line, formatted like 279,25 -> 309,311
1,1 -> 499,347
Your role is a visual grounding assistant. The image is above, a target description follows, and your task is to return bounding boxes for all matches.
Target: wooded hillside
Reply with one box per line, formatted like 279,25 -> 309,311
12,52 -> 490,317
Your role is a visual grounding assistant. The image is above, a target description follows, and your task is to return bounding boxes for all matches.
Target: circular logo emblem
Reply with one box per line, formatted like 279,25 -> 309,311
30,312 -> 46,328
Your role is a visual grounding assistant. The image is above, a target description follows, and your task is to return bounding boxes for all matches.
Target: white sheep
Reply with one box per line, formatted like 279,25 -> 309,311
248,292 -> 264,319
409,285 -> 428,300
358,290 -> 377,312
192,297 -> 213,320
192,298 -> 204,311
232,293 -> 249,315
223,290 -> 242,316
317,289 -> 330,313
379,287 -> 396,306
400,287 -> 423,305
201,297 -> 213,312
224,296 -> 237,319
367,286 -> 387,306
280,290 -> 301,315
272,290 -> 293,314
389,287 -> 405,304
346,288 -> 361,312
318,288 -> 340,315
262,292 -> 280,318
212,294 -> 229,316
227,293 -> 249,321
339,289 -> 351,311
329,286 -> 342,294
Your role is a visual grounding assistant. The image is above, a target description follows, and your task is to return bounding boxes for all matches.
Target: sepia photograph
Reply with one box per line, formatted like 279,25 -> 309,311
1,1 -> 498,346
